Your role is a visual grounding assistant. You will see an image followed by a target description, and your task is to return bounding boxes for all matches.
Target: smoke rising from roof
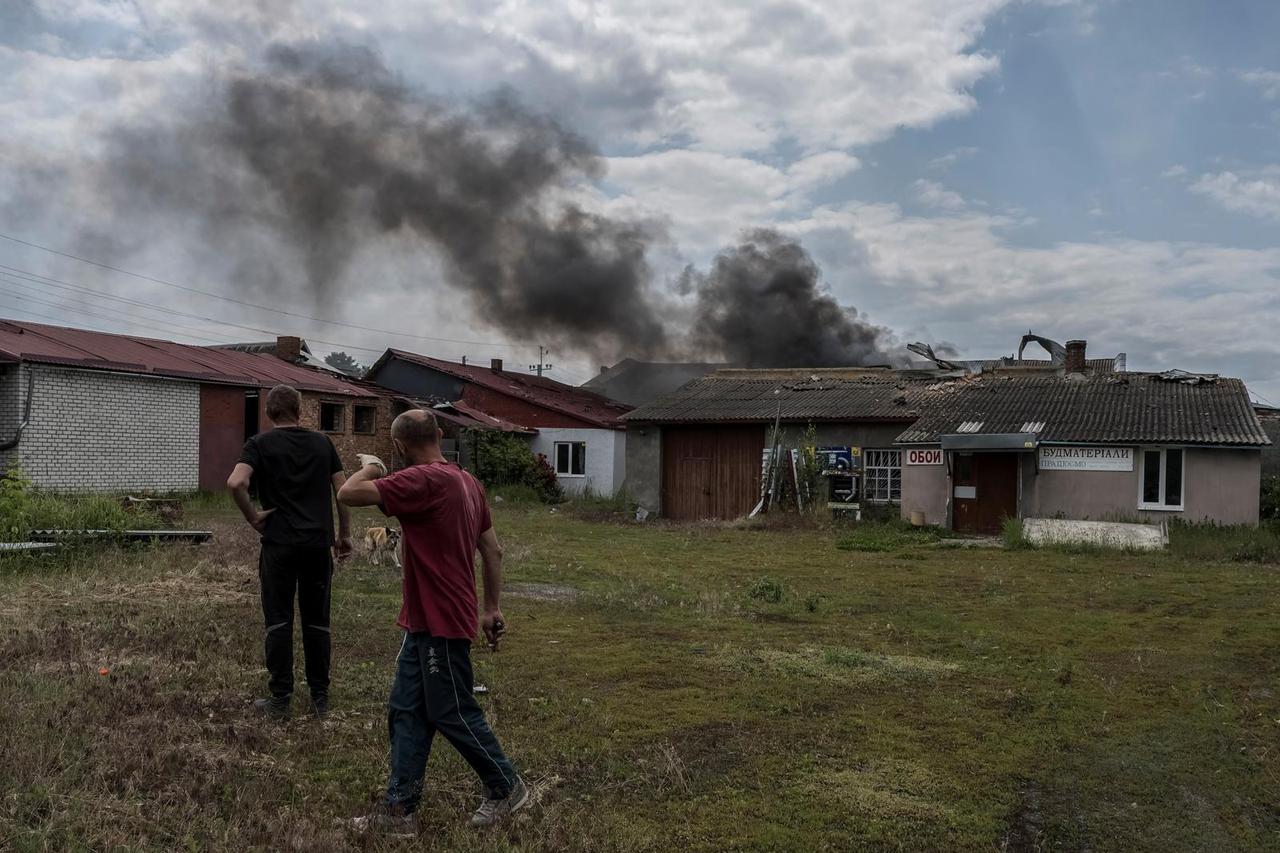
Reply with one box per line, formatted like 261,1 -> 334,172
684,229 -> 894,367
92,41 -> 897,368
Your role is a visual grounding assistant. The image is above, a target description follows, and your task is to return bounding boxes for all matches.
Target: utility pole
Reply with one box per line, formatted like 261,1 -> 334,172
529,346 -> 552,377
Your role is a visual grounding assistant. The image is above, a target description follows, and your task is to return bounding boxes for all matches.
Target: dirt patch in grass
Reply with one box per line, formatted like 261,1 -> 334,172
710,645 -> 960,686
505,582 -> 581,602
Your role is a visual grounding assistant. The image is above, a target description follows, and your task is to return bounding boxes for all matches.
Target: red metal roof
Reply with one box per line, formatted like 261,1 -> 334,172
0,318 -> 379,397
371,349 -> 633,429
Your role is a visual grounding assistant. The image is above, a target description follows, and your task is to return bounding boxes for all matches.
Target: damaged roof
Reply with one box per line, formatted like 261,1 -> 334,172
622,367 -> 943,424
896,372 -> 1271,446
580,358 -> 729,407
0,318 -> 378,397
369,349 -> 633,429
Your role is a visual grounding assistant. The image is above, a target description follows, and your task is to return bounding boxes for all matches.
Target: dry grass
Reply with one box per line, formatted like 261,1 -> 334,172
1,501 -> 1278,851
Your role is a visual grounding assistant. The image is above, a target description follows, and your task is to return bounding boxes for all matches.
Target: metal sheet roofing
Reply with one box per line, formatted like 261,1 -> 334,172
895,372 -> 1270,446
370,349 -> 632,429
622,368 -> 942,424
0,319 -> 379,397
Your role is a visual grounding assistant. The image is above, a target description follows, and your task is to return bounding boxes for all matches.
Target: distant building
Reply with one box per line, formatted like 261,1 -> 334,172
365,350 -> 633,496
623,339 -> 1271,528
0,322 -> 397,492
581,358 -> 729,407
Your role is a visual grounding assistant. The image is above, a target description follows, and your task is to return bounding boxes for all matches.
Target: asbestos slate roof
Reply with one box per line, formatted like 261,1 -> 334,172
895,372 -> 1271,446
621,368 -> 941,424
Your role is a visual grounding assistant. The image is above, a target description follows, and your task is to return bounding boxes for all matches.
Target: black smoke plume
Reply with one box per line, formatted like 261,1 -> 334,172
684,229 -> 893,367
95,41 -> 896,367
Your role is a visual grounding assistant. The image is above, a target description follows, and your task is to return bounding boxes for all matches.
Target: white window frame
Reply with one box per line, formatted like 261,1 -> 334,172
554,441 -> 587,477
864,448 -> 902,503
1137,447 -> 1185,511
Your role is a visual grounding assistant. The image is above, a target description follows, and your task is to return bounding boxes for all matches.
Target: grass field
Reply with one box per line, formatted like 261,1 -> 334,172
2,502 -> 1278,851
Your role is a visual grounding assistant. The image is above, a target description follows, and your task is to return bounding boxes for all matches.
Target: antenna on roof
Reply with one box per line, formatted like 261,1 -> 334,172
529,345 -> 552,377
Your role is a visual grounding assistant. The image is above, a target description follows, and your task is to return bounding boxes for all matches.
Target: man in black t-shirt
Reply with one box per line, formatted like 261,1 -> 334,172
227,384 -> 353,719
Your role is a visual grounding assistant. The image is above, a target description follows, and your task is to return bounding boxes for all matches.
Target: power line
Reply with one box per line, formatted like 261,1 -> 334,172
0,231 -> 533,350
0,265 -> 377,355
0,284 -> 231,345
0,276 -> 233,344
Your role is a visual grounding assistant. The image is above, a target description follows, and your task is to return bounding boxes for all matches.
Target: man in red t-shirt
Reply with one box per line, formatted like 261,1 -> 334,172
338,409 -> 526,832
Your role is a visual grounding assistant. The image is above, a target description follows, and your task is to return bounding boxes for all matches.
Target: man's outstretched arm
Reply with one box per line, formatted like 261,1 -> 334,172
338,459 -> 386,507
478,526 -> 505,649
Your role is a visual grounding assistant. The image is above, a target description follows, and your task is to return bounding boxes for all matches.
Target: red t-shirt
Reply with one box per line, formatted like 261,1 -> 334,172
375,462 -> 493,639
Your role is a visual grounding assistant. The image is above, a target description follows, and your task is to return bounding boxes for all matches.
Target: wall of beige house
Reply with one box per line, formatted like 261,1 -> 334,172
899,459 -> 949,526
1019,447 -> 1261,525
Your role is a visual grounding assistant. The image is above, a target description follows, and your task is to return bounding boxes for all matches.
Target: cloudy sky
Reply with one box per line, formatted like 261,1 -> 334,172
1,0 -> 1278,401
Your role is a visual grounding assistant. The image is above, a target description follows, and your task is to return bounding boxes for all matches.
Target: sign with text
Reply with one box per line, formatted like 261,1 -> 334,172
1039,446 -> 1133,472
906,448 -> 944,466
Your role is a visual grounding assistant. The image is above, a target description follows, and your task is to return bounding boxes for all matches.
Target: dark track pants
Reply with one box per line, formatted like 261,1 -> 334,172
385,632 -> 517,813
258,543 -> 333,699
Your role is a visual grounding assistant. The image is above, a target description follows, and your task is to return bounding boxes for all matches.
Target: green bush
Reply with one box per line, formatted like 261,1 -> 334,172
1261,476 -> 1280,522
470,431 -> 563,503
1001,517 -> 1031,550
748,576 -> 786,603
1169,520 -> 1280,564
835,520 -> 943,552
0,468 -> 160,542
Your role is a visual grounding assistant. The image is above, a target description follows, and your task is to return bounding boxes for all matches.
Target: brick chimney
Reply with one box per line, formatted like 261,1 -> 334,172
1065,339 -> 1087,374
276,336 -> 302,362
490,358 -> 503,373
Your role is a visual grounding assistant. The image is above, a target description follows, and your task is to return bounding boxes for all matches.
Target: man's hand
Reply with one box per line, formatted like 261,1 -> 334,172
356,453 -> 387,478
248,507 -> 275,533
334,536 -> 354,561
481,609 -> 506,651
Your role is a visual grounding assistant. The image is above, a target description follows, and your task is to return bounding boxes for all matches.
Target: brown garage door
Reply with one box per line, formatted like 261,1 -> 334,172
662,426 -> 765,520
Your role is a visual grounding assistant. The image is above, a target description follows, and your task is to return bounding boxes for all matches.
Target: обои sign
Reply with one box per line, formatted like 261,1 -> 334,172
1039,446 -> 1133,471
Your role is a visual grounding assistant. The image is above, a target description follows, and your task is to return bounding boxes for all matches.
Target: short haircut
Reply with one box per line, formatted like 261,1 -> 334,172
265,384 -> 302,422
391,409 -> 440,447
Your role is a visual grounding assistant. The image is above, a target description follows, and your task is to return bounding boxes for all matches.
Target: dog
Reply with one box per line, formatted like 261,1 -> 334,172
363,526 -> 402,570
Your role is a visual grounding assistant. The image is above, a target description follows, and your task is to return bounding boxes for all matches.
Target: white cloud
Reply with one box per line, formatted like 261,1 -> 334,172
911,179 -> 967,211
1239,68 -> 1280,99
1161,164 -> 1187,179
1190,168 -> 1280,220
600,149 -> 859,251
783,202 -> 1280,397
927,146 -> 979,171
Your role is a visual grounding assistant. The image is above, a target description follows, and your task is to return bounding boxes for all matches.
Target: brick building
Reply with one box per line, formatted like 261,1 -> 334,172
365,350 -> 633,495
0,320 -> 397,493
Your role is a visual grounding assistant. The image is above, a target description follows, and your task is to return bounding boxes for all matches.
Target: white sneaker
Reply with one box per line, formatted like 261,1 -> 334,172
469,777 -> 530,828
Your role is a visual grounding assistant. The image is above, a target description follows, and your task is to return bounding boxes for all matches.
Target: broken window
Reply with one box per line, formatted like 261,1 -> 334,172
353,405 -> 376,434
554,441 -> 586,476
1139,448 -> 1184,510
320,402 -> 345,433
865,449 -> 902,502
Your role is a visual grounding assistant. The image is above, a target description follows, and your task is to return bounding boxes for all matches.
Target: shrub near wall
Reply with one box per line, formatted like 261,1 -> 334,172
1261,475 -> 1280,522
0,469 -> 160,542
471,431 -> 562,503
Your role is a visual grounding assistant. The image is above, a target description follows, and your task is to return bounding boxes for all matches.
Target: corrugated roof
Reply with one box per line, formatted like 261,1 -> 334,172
895,372 -> 1271,446
0,319 -> 378,397
432,400 -> 536,434
370,349 -> 632,429
622,368 -> 942,424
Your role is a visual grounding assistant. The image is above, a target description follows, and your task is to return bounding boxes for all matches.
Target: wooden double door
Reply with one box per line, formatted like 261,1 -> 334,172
661,426 -> 765,520
952,452 -> 1020,535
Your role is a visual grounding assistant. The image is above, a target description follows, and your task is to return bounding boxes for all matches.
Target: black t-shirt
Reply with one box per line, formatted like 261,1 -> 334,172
239,427 -> 343,547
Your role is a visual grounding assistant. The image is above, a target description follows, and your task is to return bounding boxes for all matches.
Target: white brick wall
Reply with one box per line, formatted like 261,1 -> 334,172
4,364 -> 200,492
529,427 -> 626,496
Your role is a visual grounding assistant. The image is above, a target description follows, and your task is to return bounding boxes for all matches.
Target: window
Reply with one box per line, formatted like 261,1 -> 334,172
865,449 -> 902,502
554,441 -> 586,477
353,405 -> 377,434
320,402 -> 345,433
1139,448 -> 1184,510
